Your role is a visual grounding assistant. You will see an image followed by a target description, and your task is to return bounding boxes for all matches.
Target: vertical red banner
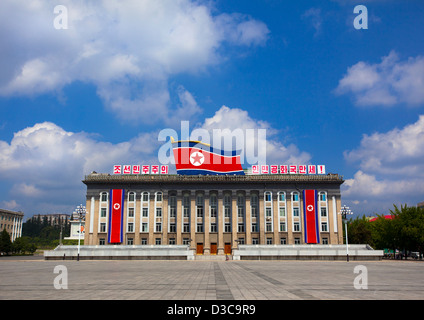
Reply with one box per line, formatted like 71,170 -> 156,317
108,189 -> 124,244
303,189 -> 320,244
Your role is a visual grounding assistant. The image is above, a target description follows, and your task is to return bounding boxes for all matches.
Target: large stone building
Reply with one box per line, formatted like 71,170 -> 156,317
83,172 -> 344,255
0,208 -> 24,242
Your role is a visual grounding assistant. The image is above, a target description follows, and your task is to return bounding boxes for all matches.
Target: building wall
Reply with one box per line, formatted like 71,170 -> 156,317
83,174 -> 344,253
0,209 -> 24,242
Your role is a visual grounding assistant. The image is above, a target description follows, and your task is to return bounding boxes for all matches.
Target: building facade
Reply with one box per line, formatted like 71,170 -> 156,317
0,209 -> 24,242
83,173 -> 344,255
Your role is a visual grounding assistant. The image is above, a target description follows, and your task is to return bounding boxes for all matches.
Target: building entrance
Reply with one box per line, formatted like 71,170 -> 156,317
210,243 -> 217,255
196,243 -> 203,255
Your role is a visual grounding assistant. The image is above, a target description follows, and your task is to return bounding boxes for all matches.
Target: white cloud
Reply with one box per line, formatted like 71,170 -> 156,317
199,105 -> 311,165
0,0 -> 269,124
342,115 -> 424,214
302,8 -> 323,37
335,51 -> 424,107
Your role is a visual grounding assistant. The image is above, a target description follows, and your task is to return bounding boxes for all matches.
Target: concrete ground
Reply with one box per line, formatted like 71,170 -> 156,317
0,257 -> 423,300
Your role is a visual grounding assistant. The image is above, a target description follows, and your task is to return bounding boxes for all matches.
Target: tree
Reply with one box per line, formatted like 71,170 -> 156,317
0,229 -> 12,255
347,215 -> 374,247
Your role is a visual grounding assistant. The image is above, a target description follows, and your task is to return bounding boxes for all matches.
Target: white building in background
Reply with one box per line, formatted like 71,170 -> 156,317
0,208 -> 24,242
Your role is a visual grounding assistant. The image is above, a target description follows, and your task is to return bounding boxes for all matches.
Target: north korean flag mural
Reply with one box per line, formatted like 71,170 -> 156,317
303,189 -> 320,244
108,189 -> 125,244
172,139 -> 244,175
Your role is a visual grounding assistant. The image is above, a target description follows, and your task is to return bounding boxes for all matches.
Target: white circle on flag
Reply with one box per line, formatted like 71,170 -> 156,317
307,205 -> 314,212
113,203 -> 120,210
190,151 -> 204,166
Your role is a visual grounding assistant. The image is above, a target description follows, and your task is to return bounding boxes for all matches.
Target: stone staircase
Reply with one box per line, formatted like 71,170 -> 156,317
194,254 -> 232,261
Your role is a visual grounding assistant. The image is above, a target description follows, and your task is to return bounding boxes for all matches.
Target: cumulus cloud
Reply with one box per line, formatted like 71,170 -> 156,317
342,115 -> 424,213
0,122 -> 160,214
0,0 -> 269,124
335,51 -> 424,107
199,105 -> 311,166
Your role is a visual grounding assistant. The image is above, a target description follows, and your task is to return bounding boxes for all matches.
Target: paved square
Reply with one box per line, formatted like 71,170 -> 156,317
0,258 -> 423,300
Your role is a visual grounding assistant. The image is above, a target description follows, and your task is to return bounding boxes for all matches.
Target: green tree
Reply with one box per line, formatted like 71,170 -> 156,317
347,215 -> 374,247
0,229 -> 12,255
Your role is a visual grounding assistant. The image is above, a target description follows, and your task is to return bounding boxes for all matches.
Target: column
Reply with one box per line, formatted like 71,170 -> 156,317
259,190 -> 265,244
286,193 -> 293,244
176,190 -> 182,245
148,192 -> 155,245
231,191 -> 237,250
204,191 -> 210,254
217,190 -> 224,255
273,192 -> 279,244
245,191 -> 251,244
162,191 -> 168,245
190,190 -> 196,250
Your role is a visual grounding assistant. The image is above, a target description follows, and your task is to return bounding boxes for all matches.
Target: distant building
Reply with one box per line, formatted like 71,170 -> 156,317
0,208 -> 24,242
64,211 -> 85,240
29,213 -> 70,227
418,201 -> 424,209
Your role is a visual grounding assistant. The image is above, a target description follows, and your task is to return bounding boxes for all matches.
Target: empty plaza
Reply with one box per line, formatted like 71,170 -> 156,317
0,258 -> 423,300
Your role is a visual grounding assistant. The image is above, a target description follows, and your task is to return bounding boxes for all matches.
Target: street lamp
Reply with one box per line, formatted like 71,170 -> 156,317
75,204 -> 86,261
339,205 -> 353,262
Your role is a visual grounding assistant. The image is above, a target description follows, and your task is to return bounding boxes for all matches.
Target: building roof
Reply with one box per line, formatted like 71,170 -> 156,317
0,208 -> 24,217
83,173 -> 344,185
369,215 -> 395,222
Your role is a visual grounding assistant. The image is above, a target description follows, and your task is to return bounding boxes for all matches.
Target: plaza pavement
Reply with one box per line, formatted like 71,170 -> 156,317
0,257 -> 423,300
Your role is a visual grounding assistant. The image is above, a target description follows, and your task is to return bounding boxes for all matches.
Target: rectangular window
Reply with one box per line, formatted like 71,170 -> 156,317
141,239 -> 148,245
169,238 -> 176,245
127,223 -> 134,232
279,193 -> 285,201
251,207 -> 257,218
279,207 -> 286,217
100,208 -> 107,217
238,223 -> 245,232
169,223 -> 176,233
321,207 -> 327,217
321,222 -> 328,232
265,192 -> 271,202
156,208 -> 162,217
141,222 -> 148,232
210,223 -> 217,233
252,238 -> 259,245
293,222 -> 300,232
142,207 -> 148,217
156,193 -> 162,202
127,238 -> 134,245
266,238 -> 272,245
183,223 -> 190,233
319,193 -> 326,201
155,223 -> 162,232
100,223 -> 106,232
280,238 -> 286,245
129,193 -> 135,202
143,193 -> 149,202
280,222 -> 286,232
210,207 -> 217,218
265,207 -> 272,217
128,207 -> 134,217
266,223 -> 272,232
292,193 -> 299,202
293,207 -> 299,217
155,238 -> 161,245
197,224 -> 204,232
251,223 -> 258,232
99,238 -> 105,245
101,193 -> 107,202
294,238 -> 301,244
224,223 -> 231,232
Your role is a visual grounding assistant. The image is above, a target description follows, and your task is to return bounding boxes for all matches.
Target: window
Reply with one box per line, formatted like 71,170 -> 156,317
292,192 -> 299,202
183,238 -> 190,245
183,223 -> 190,233
100,223 -> 106,232
238,238 -> 245,245
224,194 -> 231,218
156,208 -> 162,217
127,238 -> 134,245
156,192 -> 162,202
294,238 -> 301,244
210,223 -> 217,233
224,223 -> 231,232
237,194 -> 244,218
169,195 -> 176,217
321,207 -> 327,217
238,223 -> 245,232
319,192 -> 326,201
128,192 -> 135,202
322,238 -> 328,244
279,207 -> 286,217
321,222 -> 328,232
197,224 -> 204,232
141,222 -> 148,232
127,223 -> 134,232
142,192 -> 149,202
280,238 -> 286,245
265,192 -> 271,202
266,208 -> 272,217
141,239 -> 148,245
169,238 -> 176,245
169,223 -> 176,233
183,194 -> 190,218
266,223 -> 272,232
101,192 -> 107,202
210,194 -> 217,217
128,208 -> 134,217
252,238 -> 259,245
279,192 -> 285,201
280,222 -> 286,232
142,208 -> 148,217
99,238 -> 105,245
197,194 -> 204,217
293,222 -> 300,232
293,208 -> 299,217
155,223 -> 162,232
155,238 -> 161,245
100,208 -> 107,217
266,238 -> 273,245
251,223 -> 258,232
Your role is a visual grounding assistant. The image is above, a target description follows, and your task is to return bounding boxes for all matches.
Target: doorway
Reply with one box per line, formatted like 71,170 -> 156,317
224,243 -> 232,255
210,243 -> 217,255
197,243 -> 204,255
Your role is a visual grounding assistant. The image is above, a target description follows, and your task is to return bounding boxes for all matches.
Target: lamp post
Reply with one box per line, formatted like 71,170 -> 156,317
339,205 -> 353,262
75,204 -> 86,261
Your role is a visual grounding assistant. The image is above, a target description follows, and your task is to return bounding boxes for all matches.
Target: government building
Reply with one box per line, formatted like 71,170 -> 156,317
83,172 -> 344,255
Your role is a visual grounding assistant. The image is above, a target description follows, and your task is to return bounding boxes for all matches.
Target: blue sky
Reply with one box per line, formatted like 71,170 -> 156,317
1,0 -> 423,219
